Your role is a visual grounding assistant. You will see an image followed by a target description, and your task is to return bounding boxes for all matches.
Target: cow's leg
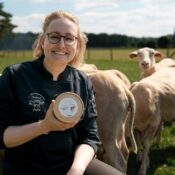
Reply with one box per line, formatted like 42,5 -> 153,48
154,121 -> 163,147
97,128 -> 127,173
138,140 -> 150,175
138,125 -> 158,175
134,129 -> 143,162
103,141 -> 127,173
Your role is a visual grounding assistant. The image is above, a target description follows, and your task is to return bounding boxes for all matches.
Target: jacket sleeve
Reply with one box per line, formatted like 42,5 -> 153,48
0,67 -> 16,148
75,77 -> 100,153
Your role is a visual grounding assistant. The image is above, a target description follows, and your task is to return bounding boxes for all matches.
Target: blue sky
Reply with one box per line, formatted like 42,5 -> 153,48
1,0 -> 175,37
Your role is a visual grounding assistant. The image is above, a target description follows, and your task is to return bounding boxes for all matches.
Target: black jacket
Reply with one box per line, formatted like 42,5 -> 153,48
0,57 -> 100,175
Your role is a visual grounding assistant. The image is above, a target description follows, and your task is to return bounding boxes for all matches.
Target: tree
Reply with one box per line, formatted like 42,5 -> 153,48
0,3 -> 16,37
157,36 -> 170,48
146,40 -> 157,48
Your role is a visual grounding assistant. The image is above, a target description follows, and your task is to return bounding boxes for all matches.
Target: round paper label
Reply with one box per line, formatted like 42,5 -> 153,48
58,97 -> 78,118
53,92 -> 84,123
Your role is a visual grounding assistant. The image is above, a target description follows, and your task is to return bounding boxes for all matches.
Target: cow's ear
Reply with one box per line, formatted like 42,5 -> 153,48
129,52 -> 138,59
154,51 -> 163,60
154,51 -> 163,58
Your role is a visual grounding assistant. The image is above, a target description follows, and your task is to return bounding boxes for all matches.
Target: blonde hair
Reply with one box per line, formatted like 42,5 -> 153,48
33,10 -> 88,67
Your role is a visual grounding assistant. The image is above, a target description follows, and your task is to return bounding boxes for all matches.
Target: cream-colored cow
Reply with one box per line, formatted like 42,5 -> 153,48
78,64 -> 131,88
88,70 -> 137,173
129,47 -> 175,78
77,63 -> 98,73
129,47 -> 175,146
131,66 -> 175,175
78,64 -> 137,173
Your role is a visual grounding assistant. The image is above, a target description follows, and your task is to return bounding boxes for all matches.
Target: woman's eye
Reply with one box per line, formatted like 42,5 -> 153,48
65,36 -> 74,41
51,35 -> 59,39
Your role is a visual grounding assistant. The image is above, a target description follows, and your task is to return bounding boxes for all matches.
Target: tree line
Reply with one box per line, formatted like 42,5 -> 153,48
0,2 -> 175,51
0,32 -> 175,50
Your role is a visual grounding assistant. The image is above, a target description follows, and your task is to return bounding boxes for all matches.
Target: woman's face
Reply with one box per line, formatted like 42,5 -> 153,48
42,18 -> 78,67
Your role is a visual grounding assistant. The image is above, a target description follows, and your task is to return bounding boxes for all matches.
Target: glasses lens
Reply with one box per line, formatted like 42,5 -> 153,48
64,35 -> 76,45
47,32 -> 77,45
48,33 -> 60,44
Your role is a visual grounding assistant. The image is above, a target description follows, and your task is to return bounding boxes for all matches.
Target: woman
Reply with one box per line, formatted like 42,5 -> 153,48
0,10 -> 124,175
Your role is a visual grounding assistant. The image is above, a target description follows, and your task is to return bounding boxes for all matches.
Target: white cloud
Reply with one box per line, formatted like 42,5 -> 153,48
74,0 -> 119,10
8,0 -> 175,37
76,0 -> 175,37
12,14 -> 45,33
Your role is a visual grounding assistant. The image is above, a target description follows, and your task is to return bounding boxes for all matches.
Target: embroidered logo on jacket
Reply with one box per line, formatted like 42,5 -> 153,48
28,93 -> 45,111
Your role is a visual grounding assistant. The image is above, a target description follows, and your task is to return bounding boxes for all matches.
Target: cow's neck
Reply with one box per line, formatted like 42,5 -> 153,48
143,67 -> 156,77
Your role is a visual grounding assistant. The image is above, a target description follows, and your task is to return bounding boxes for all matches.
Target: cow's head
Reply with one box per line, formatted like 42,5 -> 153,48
129,47 -> 163,71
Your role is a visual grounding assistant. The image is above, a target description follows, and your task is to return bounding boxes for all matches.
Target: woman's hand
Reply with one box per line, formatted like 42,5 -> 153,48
39,100 -> 77,134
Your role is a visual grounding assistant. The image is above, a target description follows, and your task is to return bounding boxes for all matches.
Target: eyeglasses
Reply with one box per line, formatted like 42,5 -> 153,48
46,32 -> 77,45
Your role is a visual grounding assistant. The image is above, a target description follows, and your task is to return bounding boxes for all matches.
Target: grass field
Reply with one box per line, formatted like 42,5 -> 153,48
0,49 -> 174,175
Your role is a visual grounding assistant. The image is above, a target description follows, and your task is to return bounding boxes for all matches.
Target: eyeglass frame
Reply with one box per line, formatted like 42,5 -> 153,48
46,32 -> 78,46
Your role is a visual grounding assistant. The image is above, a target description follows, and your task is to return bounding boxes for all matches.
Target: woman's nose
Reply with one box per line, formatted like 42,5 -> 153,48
58,37 -> 66,47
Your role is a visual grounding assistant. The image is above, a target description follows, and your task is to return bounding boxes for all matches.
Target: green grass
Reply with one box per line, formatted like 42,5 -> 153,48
127,125 -> 175,175
0,51 -> 140,82
85,58 -> 140,82
154,166 -> 175,175
0,50 -> 174,175
85,48 -> 175,60
0,55 -> 32,73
